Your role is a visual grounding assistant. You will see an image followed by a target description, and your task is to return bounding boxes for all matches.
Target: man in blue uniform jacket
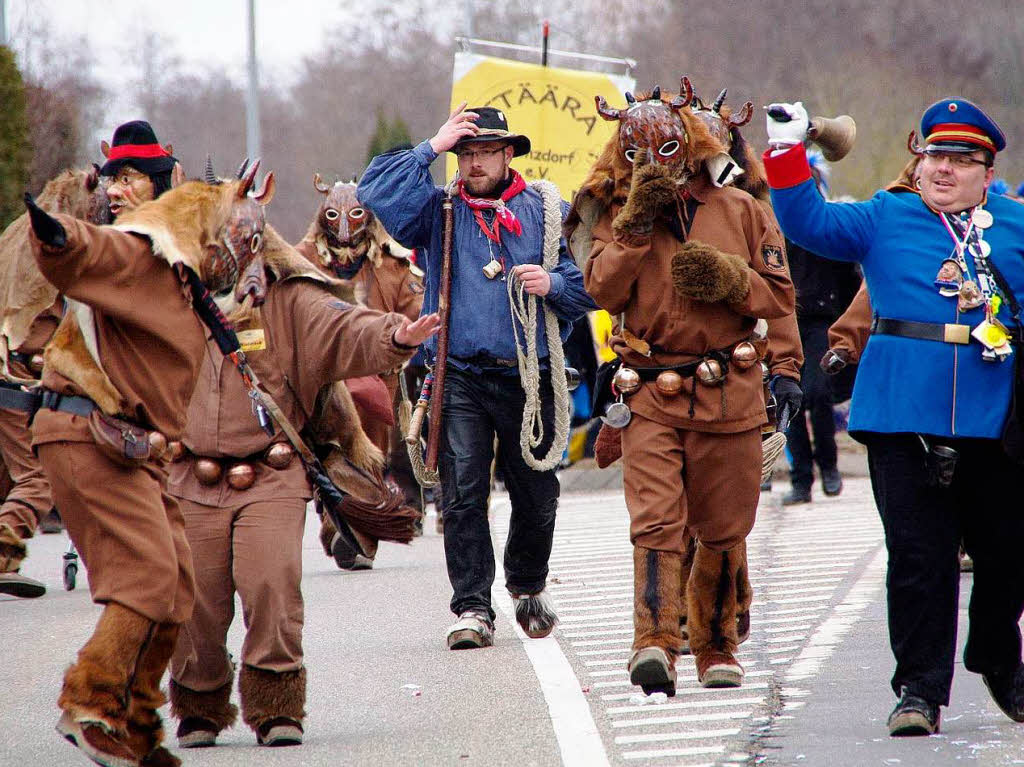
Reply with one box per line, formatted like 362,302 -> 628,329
763,98 -> 1024,737
359,103 -> 596,650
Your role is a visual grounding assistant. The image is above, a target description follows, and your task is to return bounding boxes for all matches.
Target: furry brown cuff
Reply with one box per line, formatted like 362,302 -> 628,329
0,522 -> 27,572
612,164 -> 677,243
594,424 -> 623,468
169,676 -> 238,732
239,665 -> 307,731
671,241 -> 750,305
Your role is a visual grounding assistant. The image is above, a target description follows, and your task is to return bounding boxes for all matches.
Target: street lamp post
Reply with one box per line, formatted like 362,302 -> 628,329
245,0 -> 261,163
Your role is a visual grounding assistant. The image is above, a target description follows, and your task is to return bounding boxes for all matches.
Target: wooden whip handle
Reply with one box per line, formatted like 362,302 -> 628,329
425,196 -> 454,472
406,399 -> 429,446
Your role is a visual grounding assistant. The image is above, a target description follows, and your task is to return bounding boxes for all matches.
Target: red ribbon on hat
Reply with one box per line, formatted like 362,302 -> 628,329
106,143 -> 171,160
458,170 -> 527,244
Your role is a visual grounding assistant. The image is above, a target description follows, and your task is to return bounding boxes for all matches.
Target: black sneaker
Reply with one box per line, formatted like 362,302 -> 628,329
822,467 -> 843,496
782,486 -> 812,505
983,664 -> 1024,722
887,688 -> 940,736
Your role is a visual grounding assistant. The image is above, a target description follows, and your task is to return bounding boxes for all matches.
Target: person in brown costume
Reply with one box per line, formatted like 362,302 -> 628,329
167,187 -> 436,748
22,127 -> 277,766
574,79 -> 795,695
0,167 -> 113,598
295,176 -> 425,568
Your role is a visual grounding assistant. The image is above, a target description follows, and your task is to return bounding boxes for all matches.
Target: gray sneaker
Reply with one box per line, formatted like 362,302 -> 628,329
446,610 -> 494,650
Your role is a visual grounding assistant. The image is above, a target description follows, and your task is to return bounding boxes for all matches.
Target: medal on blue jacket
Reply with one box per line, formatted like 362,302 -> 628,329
934,259 -> 963,296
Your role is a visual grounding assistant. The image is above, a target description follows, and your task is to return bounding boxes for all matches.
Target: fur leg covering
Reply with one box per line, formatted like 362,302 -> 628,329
59,603 -> 156,733
688,541 -> 745,687
671,241 -> 750,305
735,541 -> 752,644
169,673 -> 238,734
0,521 -> 26,572
678,533 -> 697,655
511,590 -> 559,639
629,546 -> 682,695
124,623 -> 179,761
238,665 -> 307,733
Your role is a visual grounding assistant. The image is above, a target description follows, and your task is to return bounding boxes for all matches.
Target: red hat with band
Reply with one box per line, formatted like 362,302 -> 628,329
99,120 -> 178,177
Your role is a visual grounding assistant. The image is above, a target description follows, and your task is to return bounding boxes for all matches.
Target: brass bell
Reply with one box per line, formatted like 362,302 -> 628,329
696,358 -> 725,385
28,354 -> 45,374
751,318 -> 769,341
147,431 -> 168,460
655,370 -> 684,395
264,442 -> 295,469
612,366 -> 641,395
167,441 -> 186,462
226,463 -> 257,491
731,342 -> 758,370
194,458 -> 223,485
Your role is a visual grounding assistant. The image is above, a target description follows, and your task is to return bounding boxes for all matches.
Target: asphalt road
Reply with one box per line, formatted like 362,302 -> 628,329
2,476 -> 1023,766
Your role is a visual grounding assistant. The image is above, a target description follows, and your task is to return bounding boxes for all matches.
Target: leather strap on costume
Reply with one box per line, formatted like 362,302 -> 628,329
0,383 -> 95,417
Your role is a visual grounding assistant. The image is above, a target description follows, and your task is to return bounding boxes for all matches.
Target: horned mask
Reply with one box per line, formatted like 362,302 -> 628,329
113,158 -> 276,308
596,77 -> 722,178
314,175 -> 371,252
689,88 -> 754,151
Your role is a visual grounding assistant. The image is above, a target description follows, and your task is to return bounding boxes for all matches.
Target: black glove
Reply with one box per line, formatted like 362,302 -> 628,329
770,374 -> 802,430
24,193 -> 67,249
820,348 -> 850,375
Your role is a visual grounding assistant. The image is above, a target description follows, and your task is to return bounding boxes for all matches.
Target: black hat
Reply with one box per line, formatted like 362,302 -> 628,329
99,120 -> 178,177
451,107 -> 531,158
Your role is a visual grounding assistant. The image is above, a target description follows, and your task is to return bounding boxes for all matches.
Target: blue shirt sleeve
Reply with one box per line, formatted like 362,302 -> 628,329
770,179 -> 886,263
545,200 -> 599,322
358,140 -> 443,251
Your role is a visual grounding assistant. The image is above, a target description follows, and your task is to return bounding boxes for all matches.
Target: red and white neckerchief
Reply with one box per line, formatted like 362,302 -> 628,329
458,170 -> 527,245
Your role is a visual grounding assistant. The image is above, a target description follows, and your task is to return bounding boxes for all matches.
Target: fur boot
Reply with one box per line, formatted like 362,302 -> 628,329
57,603 -> 156,763
0,521 -> 26,572
169,671 -> 237,748
239,665 -> 306,746
628,546 -> 682,696
124,623 -> 179,761
510,589 -> 559,639
687,541 -> 745,688
671,241 -> 750,305
735,541 -> 752,645
678,532 -> 698,655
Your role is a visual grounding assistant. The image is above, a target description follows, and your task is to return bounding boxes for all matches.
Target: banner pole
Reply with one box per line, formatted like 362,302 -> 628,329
541,20 -> 549,66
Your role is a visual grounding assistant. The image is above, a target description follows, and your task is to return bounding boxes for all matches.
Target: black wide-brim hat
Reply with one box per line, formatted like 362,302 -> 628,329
451,106 -> 531,158
99,120 -> 178,176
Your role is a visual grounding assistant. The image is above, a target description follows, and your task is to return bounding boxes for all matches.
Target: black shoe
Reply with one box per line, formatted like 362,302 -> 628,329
983,664 -> 1024,722
887,688 -> 940,736
821,467 -> 843,496
782,486 -> 812,505
759,477 -> 773,492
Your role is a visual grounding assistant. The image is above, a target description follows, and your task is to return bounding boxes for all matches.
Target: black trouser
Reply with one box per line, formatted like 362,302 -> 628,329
787,317 -> 838,489
440,367 -> 561,621
863,432 -> 1024,705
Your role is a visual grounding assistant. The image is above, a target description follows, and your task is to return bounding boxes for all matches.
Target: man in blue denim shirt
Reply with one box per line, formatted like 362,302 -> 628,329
359,103 -> 596,649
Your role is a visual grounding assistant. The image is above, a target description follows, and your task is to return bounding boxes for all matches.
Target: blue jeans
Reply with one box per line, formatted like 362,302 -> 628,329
439,367 -> 561,620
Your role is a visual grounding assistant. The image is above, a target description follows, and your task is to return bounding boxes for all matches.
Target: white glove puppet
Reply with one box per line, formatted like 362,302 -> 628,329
765,102 -> 809,149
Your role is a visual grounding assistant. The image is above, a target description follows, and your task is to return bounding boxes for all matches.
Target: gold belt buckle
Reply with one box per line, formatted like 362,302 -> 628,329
943,324 -> 970,344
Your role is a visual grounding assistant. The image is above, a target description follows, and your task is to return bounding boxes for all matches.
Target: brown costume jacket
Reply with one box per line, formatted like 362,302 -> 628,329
7,301 -> 62,379
828,280 -> 871,363
29,216 -> 206,446
585,177 -> 795,433
169,277 -> 411,506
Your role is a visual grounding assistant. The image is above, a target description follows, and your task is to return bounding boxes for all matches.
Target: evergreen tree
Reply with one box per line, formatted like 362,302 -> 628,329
365,110 -> 413,168
0,46 -> 30,229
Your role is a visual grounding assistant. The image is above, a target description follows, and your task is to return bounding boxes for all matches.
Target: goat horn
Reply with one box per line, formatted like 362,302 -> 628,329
236,157 -> 251,179
713,89 -> 727,113
651,85 -> 661,100
625,92 -> 636,104
670,76 -> 694,110
729,101 -> 754,127
595,95 -> 621,121
238,158 -> 261,198
313,172 -> 331,194
204,154 -> 217,185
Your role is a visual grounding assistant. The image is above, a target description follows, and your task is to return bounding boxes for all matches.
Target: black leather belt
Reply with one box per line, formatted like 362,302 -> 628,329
0,384 -> 95,417
453,354 -> 548,369
633,359 -> 704,381
872,317 -> 973,345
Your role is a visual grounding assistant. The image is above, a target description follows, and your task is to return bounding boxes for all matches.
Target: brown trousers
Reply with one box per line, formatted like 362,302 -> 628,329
170,496 -> 306,693
0,406 -> 52,537
38,441 -> 194,624
621,413 -> 761,552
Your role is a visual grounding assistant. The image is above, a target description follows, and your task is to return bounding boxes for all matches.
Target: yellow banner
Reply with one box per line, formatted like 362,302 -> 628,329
447,53 -> 634,199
